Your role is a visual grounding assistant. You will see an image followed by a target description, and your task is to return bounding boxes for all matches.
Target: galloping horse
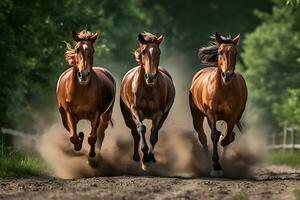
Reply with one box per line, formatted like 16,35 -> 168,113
57,30 -> 116,160
189,33 -> 247,177
120,32 -> 175,169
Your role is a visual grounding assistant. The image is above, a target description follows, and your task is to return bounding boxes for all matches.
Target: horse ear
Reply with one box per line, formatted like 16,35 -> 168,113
215,32 -> 223,44
72,31 -> 79,42
90,32 -> 99,44
138,33 -> 147,44
232,33 -> 240,46
156,35 -> 164,46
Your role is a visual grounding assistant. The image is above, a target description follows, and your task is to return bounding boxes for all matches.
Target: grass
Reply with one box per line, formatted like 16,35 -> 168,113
267,151 -> 300,168
0,150 -> 47,177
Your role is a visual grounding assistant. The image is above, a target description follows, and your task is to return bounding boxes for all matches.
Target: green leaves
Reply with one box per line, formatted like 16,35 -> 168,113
242,1 -> 300,131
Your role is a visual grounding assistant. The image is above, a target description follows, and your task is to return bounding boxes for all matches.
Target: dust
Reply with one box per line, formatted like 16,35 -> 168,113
36,52 -> 266,179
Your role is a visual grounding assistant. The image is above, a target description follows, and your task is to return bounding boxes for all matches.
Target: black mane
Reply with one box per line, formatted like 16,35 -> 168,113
198,34 -> 234,67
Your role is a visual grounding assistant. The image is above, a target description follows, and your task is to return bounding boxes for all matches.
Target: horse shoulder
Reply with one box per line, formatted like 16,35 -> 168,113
120,66 -> 140,108
190,67 -> 218,112
57,67 -> 74,104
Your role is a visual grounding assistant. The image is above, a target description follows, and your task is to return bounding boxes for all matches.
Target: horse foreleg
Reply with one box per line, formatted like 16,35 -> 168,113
88,111 -> 100,158
66,112 -> 82,151
131,127 -> 141,162
206,111 -> 223,177
131,107 -> 150,164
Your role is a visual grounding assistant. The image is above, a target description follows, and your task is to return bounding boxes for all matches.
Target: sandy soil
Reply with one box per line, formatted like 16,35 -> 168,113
0,165 -> 299,200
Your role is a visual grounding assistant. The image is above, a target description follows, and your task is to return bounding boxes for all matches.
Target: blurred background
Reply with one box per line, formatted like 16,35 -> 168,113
0,0 -> 300,176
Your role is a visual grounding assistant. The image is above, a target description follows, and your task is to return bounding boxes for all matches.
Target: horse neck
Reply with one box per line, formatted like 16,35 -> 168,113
215,66 -> 229,91
70,66 -> 89,92
137,65 -> 146,85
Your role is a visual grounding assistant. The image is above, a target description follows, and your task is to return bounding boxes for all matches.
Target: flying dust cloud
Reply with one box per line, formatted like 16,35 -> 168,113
36,52 -> 266,179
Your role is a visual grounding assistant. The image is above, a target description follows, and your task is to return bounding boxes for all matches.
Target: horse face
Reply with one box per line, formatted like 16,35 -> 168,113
74,41 -> 94,85
138,34 -> 164,86
140,43 -> 161,86
216,33 -> 240,84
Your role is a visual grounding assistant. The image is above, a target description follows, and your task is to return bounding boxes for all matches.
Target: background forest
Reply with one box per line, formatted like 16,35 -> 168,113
0,0 -> 299,137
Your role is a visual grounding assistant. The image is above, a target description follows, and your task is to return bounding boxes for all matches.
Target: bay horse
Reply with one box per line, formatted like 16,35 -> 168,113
57,30 -> 116,161
120,32 -> 175,170
189,33 -> 247,177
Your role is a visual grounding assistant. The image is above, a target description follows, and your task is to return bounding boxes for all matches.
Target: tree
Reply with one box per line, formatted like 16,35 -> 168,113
241,0 -> 300,131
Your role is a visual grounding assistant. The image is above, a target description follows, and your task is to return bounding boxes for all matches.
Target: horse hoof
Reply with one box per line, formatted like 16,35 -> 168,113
142,155 -> 151,163
88,157 -> 99,168
74,145 -> 82,151
141,161 -> 154,171
210,169 -> 223,177
149,152 -> 156,163
78,132 -> 84,141
133,154 -> 140,162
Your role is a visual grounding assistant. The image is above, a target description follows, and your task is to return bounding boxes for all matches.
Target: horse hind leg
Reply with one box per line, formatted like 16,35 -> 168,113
220,121 -> 236,147
149,110 -> 169,163
189,95 -> 208,152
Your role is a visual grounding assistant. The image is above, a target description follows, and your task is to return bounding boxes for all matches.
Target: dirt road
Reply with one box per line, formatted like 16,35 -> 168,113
0,165 -> 299,200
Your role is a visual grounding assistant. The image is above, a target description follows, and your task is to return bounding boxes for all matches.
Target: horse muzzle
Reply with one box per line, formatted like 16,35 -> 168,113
77,70 -> 91,85
144,72 -> 158,86
221,71 -> 234,84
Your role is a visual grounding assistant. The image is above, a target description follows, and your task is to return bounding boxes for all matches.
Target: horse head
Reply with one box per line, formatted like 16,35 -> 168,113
214,32 -> 240,84
65,30 -> 99,85
135,32 -> 164,86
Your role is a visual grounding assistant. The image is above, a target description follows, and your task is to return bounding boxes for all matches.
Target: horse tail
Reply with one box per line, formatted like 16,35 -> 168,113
236,121 -> 243,133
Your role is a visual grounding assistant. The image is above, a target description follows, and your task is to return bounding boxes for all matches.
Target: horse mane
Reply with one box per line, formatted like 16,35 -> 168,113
134,32 -> 159,64
64,42 -> 75,66
64,29 -> 96,66
198,34 -> 234,67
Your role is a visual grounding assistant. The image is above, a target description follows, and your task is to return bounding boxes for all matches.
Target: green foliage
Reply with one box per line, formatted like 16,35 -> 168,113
274,89 -> 300,130
0,0 -> 272,134
0,0 -> 153,132
286,0 -> 300,5
242,0 -> 300,130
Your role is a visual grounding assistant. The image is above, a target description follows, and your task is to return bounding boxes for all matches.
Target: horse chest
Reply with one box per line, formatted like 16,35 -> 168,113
140,99 -> 159,110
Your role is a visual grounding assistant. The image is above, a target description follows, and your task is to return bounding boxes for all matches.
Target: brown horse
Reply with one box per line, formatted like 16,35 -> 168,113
57,30 -> 116,161
189,33 -> 247,177
120,32 -> 175,170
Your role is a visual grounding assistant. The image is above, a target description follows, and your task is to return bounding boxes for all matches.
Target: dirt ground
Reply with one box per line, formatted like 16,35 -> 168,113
0,165 -> 299,200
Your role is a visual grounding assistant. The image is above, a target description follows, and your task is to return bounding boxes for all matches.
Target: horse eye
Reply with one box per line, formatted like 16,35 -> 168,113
75,48 -> 79,53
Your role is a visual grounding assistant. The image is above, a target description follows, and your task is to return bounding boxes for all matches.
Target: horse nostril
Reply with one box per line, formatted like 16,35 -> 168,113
144,74 -> 149,80
153,73 -> 158,78
77,71 -> 82,78
87,71 -> 91,77
221,72 -> 226,78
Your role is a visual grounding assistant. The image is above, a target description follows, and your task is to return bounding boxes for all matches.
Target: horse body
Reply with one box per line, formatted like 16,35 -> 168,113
121,66 -> 174,118
56,30 -> 115,163
189,33 -> 247,177
120,32 -> 175,169
190,67 -> 246,124
57,67 -> 115,122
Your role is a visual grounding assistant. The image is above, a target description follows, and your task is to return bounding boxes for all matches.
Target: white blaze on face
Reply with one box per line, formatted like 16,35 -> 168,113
82,44 -> 89,52
149,47 -> 154,57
